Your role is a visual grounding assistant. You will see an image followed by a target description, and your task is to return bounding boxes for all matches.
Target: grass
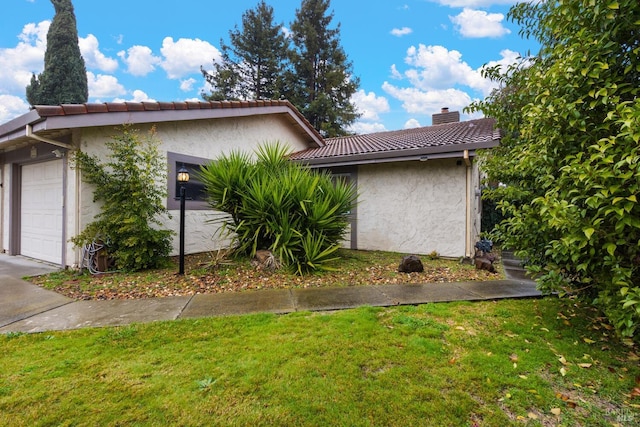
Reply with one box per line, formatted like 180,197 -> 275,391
2,298 -> 639,426
29,249 -> 502,300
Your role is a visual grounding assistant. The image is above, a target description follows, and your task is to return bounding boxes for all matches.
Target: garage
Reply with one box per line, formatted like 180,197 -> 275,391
20,160 -> 64,264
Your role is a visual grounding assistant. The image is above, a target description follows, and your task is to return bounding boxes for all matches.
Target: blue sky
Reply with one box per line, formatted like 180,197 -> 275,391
0,0 -> 537,133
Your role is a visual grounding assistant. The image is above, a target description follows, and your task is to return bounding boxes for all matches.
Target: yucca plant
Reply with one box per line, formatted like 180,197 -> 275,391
199,141 -> 356,274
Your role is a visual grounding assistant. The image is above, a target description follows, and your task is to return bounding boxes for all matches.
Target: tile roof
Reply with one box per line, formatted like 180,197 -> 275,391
290,117 -> 500,166
31,99 -> 298,117
0,100 -> 324,150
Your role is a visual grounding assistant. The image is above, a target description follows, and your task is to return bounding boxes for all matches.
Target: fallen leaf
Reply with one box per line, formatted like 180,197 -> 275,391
560,367 -> 567,376
527,412 -> 538,420
550,408 -> 561,416
630,387 -> 640,398
509,353 -> 519,362
578,363 -> 592,369
519,375 -> 528,380
583,337 -> 596,344
558,355 -> 567,365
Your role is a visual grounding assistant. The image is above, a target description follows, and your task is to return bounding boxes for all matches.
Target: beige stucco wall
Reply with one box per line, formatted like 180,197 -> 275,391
74,114 -> 312,264
355,159 -> 468,258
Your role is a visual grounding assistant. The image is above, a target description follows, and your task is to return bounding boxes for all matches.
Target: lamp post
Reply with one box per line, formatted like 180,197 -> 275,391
177,165 -> 190,275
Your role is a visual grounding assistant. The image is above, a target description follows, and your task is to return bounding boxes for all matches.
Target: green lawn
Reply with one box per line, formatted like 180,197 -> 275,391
2,297 -> 638,426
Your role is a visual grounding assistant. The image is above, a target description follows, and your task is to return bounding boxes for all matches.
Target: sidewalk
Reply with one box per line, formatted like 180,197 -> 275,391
0,252 -> 541,334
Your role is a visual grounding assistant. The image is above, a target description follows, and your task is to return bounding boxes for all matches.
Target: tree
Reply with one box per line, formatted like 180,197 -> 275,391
287,0 -> 360,137
71,126 -> 173,272
202,1 -> 289,101
468,0 -> 640,339
26,0 -> 88,106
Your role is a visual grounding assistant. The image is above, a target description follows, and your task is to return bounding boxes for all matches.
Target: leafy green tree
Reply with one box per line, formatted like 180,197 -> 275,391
469,0 -> 640,339
71,126 -> 173,271
202,1 -> 289,101
287,0 -> 360,137
199,142 -> 356,274
26,0 -> 88,105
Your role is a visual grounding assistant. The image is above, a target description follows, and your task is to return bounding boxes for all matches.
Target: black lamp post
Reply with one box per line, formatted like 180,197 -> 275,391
177,165 -> 190,275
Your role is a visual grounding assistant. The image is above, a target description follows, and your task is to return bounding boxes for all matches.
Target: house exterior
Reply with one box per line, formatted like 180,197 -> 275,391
0,101 -> 499,268
290,109 -> 501,258
0,100 -> 323,267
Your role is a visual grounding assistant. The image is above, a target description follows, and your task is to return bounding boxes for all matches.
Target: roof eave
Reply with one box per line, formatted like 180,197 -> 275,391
293,139 -> 500,168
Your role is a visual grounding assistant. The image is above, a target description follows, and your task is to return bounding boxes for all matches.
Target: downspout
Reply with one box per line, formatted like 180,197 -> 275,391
26,125 -> 74,149
464,150 -> 472,258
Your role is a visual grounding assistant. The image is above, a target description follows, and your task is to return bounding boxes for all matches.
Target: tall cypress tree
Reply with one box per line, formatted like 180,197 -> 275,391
202,1 -> 289,101
26,0 -> 88,106
288,0 -> 360,137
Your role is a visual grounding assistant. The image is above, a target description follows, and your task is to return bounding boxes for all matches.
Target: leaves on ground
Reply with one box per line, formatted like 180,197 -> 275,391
30,250 -> 501,300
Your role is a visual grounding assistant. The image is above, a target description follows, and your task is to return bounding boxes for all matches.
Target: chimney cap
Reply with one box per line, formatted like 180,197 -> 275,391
441,107 -> 449,113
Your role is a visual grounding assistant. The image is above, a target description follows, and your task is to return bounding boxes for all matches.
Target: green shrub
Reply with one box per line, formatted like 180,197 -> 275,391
71,126 -> 173,271
199,142 -> 356,274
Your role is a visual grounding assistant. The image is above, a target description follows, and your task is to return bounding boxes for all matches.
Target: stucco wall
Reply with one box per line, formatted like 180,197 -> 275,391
355,159 -> 467,257
77,114 -> 312,260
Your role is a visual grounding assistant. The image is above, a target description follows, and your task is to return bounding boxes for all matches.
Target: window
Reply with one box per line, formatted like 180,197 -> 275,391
167,152 -> 211,210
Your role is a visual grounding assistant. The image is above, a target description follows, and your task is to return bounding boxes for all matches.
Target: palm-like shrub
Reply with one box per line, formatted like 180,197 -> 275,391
199,142 -> 356,274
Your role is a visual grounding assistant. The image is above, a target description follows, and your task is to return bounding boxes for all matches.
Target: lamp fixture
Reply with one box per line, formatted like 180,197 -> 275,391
177,165 -> 190,183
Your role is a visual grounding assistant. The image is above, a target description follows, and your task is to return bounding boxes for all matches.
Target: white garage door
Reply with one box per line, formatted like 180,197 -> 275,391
21,160 -> 64,264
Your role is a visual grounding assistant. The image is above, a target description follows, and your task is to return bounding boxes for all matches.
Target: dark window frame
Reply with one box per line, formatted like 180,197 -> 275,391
167,152 -> 211,210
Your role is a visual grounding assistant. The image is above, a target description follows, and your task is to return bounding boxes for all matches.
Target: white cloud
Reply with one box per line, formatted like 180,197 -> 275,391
382,44 -> 521,121
0,95 -> 30,123
86,71 -> 126,99
450,8 -> 511,38
180,78 -> 197,92
430,0 -> 517,7
352,90 -> 390,121
474,49 -> 521,94
112,89 -> 155,103
160,37 -> 221,79
118,45 -> 161,76
281,26 -> 292,38
390,64 -> 402,80
349,121 -> 387,135
403,118 -> 422,129
79,34 -> 119,72
382,82 -> 473,117
403,44 -> 480,91
390,27 -> 413,37
0,21 -> 48,95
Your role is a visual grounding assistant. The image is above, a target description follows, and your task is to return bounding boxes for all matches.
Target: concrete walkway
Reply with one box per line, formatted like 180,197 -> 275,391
0,252 -> 541,334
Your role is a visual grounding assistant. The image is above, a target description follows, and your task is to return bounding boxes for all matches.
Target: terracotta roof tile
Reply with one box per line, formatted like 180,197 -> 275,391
290,118 -> 499,164
60,104 -> 87,115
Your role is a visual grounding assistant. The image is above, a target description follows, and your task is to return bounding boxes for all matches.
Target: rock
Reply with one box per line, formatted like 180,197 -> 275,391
398,255 -> 424,273
251,249 -> 281,271
474,256 -> 497,273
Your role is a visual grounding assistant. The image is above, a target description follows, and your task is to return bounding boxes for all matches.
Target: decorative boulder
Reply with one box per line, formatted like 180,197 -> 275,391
474,255 -> 497,273
251,249 -> 281,271
398,255 -> 424,273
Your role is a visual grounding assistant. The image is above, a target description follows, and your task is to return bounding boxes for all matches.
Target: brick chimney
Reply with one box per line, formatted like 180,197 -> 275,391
432,107 -> 460,125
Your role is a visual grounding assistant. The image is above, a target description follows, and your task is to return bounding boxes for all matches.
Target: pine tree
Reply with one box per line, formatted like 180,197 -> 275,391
288,0 -> 360,137
26,0 -> 88,106
202,1 -> 289,101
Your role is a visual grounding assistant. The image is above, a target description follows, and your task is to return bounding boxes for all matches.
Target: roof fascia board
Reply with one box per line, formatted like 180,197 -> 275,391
0,110 -> 41,139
